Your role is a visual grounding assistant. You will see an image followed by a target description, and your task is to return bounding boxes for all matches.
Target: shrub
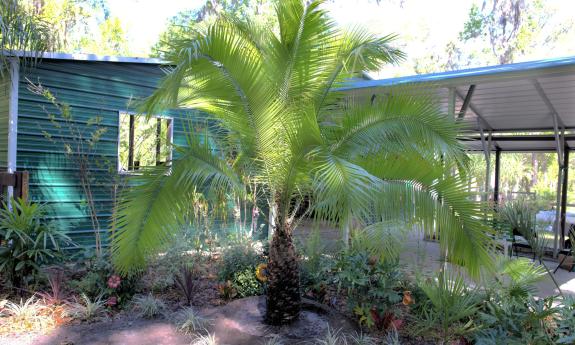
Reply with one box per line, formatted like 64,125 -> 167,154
334,249 -> 403,330
218,240 -> 264,281
557,296 -> 575,344
175,307 -> 211,334
68,253 -> 138,306
0,199 -> 73,289
131,293 -> 165,319
232,267 -> 262,298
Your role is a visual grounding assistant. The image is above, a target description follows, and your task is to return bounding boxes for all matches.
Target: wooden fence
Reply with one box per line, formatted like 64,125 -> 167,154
0,171 -> 29,202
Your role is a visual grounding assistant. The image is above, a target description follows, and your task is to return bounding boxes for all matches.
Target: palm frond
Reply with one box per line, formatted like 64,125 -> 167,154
111,134 -> 243,274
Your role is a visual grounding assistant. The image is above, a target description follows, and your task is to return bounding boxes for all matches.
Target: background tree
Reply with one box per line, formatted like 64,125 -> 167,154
21,0 -> 130,55
151,0 -> 277,58
112,0 -> 494,325
414,0 -> 575,73
0,0 -> 59,72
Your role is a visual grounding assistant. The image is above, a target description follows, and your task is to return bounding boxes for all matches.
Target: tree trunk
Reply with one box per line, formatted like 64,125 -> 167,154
265,223 -> 301,325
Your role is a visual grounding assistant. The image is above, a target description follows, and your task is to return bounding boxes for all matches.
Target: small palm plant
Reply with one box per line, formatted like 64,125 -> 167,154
112,0 -> 494,325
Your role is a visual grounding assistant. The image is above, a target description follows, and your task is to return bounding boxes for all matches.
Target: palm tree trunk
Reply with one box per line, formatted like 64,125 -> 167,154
265,223 -> 301,325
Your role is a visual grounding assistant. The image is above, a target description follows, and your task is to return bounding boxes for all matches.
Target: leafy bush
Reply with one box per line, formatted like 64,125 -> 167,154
556,296 -> 575,344
0,199 -> 73,289
68,253 -> 138,306
131,293 -> 166,319
232,267 -> 262,298
218,240 -> 264,281
333,249 -> 403,329
298,227 -> 333,292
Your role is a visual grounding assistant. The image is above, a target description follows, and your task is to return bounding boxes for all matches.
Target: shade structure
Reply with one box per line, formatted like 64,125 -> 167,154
342,55 -> 575,150
343,55 -> 575,256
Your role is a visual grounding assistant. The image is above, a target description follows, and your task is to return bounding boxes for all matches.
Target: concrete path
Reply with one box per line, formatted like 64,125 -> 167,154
399,232 -> 575,297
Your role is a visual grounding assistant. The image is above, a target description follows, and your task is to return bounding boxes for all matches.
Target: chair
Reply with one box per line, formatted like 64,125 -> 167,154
554,225 -> 575,273
510,227 -> 538,261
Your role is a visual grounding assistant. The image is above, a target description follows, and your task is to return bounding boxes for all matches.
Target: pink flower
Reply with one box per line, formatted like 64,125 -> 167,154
106,296 -> 117,307
107,275 -> 121,289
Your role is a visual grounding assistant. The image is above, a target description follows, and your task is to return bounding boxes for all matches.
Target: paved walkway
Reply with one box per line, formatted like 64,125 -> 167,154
399,232 -> 575,297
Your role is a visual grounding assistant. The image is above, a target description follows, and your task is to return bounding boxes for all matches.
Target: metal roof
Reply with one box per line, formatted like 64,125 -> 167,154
12,51 -> 165,64
343,55 -> 575,152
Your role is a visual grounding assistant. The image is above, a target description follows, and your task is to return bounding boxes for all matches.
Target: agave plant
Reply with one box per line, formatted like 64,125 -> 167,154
112,0 -> 494,325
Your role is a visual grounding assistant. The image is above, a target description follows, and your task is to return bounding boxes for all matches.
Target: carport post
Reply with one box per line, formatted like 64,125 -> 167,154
552,128 -> 565,257
479,121 -> 492,203
560,148 -> 569,249
494,149 -> 501,207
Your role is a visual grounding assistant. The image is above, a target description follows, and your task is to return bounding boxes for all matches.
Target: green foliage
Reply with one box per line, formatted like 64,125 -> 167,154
0,0 -> 59,73
298,227 -> 332,290
175,307 -> 211,334
29,82 -> 113,256
0,199 -> 72,289
498,199 -> 536,237
131,293 -> 166,319
231,267 -> 262,298
151,0 -> 278,58
113,0 -> 493,287
68,252 -> 138,306
68,293 -> 106,321
473,257 -> 565,344
415,270 -> 479,342
218,241 -> 264,281
333,248 -> 402,329
19,0 -> 129,55
474,294 -> 558,345
556,296 -> 575,344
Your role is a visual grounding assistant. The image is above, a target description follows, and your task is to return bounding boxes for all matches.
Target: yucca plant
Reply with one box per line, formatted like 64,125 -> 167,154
112,0 -> 494,325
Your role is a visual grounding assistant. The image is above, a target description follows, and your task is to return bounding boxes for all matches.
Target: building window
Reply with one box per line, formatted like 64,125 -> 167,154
118,112 -> 173,172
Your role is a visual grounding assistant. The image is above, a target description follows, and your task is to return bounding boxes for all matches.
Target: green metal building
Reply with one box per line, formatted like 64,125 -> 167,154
0,53 -> 202,247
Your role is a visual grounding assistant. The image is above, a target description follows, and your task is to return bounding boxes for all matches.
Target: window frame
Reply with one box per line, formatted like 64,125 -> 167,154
117,111 -> 174,174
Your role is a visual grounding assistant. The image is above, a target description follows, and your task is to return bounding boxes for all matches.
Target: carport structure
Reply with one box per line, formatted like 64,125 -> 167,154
344,56 -> 575,257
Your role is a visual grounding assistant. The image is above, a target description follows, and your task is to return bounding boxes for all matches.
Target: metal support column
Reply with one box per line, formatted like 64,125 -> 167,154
479,121 -> 493,202
552,128 -> 565,257
494,149 -> 501,207
560,148 -> 569,249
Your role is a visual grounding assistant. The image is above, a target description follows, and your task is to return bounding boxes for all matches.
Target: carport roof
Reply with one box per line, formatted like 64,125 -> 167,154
343,55 -> 575,151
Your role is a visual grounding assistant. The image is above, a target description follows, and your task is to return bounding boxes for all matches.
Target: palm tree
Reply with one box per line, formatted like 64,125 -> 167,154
111,0 -> 494,325
0,0 -> 58,73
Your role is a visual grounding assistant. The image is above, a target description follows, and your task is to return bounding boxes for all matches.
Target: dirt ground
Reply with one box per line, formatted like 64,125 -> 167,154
7,318 -> 194,345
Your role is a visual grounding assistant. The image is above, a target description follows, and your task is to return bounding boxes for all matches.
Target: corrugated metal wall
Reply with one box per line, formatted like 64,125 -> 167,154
17,60 -> 202,247
0,72 -> 9,169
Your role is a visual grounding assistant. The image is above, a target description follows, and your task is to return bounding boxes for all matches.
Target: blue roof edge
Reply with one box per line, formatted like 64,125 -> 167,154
341,55 -> 575,91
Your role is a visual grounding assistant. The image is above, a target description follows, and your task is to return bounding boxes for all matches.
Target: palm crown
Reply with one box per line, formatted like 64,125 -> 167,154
111,0 -> 494,325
